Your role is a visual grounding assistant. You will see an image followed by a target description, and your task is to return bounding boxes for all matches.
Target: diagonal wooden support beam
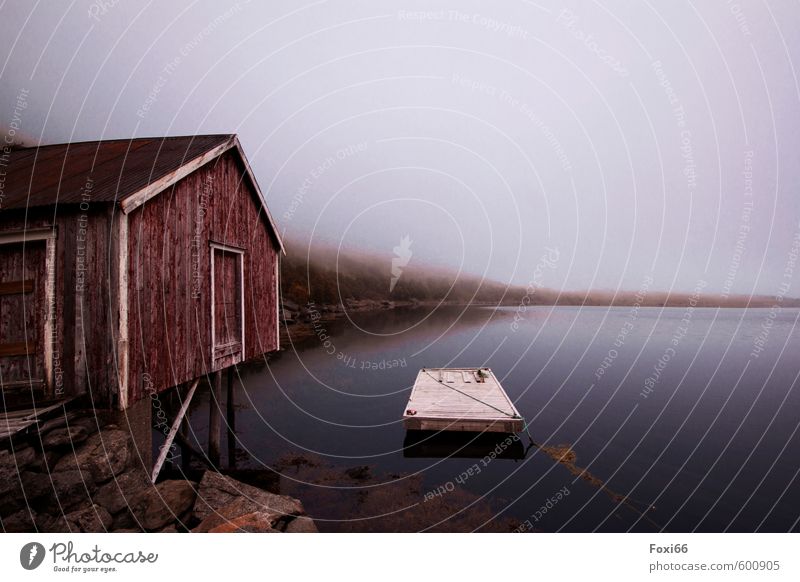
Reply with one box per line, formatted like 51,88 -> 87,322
151,378 -> 199,483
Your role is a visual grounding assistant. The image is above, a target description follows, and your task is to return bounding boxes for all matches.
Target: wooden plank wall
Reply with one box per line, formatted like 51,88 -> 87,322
77,208 -> 115,406
0,241 -> 46,384
0,209 -> 64,399
126,150 -> 279,403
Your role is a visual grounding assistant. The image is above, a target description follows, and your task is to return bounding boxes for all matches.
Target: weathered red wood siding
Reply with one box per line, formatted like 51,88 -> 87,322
0,206 -> 115,403
0,212 -> 61,399
0,240 -> 47,384
126,150 -> 279,402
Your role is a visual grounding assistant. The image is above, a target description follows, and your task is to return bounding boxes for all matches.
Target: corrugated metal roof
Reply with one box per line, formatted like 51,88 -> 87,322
1,134 -> 234,210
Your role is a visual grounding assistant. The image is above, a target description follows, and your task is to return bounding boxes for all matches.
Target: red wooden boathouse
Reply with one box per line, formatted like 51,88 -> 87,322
0,135 -> 283,467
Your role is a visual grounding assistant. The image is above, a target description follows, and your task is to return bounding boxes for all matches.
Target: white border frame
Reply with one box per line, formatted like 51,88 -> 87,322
209,242 -> 245,365
0,227 -> 57,395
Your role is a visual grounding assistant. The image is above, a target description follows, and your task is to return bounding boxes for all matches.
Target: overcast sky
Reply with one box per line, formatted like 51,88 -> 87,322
2,1 -> 799,297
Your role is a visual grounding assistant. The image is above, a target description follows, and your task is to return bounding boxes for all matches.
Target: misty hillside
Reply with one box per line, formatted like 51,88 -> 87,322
280,245 -> 521,306
279,244 -> 800,309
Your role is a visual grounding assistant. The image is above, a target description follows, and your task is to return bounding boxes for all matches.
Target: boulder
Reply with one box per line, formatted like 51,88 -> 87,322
193,471 -> 304,523
2,508 -> 37,532
344,465 -> 371,481
95,470 -> 150,515
285,516 -> 319,533
12,446 -> 38,470
42,426 -> 89,449
129,480 -> 196,531
65,504 -> 112,532
35,512 -> 66,533
0,462 -> 24,514
20,471 -> 52,500
204,512 -> 281,533
42,451 -> 61,472
110,510 -> 138,532
70,415 -> 104,436
37,415 -> 70,435
192,496 -> 282,532
48,469 -> 96,510
53,429 -> 131,484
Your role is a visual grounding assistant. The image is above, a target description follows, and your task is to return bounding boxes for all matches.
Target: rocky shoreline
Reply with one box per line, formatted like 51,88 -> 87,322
0,412 -> 317,533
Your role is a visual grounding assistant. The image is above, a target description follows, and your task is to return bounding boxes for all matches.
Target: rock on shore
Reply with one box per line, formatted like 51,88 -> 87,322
0,414 -> 317,533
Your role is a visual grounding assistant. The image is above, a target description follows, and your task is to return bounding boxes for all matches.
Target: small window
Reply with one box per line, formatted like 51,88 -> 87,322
210,243 -> 244,361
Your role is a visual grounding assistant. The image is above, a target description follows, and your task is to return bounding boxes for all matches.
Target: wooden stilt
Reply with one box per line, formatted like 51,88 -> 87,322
208,370 -> 222,467
174,431 -> 214,469
179,409 -> 191,471
226,367 -> 236,469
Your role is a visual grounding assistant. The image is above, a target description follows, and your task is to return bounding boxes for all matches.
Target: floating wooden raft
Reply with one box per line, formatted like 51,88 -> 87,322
402,368 -> 524,433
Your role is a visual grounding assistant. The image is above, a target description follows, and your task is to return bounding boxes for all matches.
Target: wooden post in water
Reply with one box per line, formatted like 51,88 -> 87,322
226,367 -> 236,469
208,370 -> 222,467
179,386 -> 191,472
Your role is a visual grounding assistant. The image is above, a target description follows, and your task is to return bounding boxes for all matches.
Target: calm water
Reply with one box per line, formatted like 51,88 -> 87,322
189,305 -> 800,532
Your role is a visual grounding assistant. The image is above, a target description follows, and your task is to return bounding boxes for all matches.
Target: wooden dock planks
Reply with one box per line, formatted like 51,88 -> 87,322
402,368 -> 524,433
0,398 -> 73,440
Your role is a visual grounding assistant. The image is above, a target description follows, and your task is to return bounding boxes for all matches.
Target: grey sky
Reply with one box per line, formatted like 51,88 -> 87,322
2,1 -> 799,297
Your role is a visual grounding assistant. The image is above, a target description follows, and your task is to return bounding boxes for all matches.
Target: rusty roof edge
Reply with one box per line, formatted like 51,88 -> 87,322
118,135 -> 237,214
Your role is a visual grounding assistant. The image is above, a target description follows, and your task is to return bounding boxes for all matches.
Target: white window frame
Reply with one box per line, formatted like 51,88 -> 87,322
210,242 -> 245,363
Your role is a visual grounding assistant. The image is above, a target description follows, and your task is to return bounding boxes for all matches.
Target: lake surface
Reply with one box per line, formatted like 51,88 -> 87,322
188,305 -> 800,532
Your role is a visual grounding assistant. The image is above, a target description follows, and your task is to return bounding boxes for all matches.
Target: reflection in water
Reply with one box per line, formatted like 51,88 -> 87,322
403,430 -> 528,460
188,306 -> 800,532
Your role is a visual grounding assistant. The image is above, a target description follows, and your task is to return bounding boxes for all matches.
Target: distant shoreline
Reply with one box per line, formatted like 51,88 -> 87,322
279,297 -> 797,348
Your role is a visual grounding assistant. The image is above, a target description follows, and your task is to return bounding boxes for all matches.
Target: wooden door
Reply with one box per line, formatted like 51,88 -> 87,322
0,241 -> 47,398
